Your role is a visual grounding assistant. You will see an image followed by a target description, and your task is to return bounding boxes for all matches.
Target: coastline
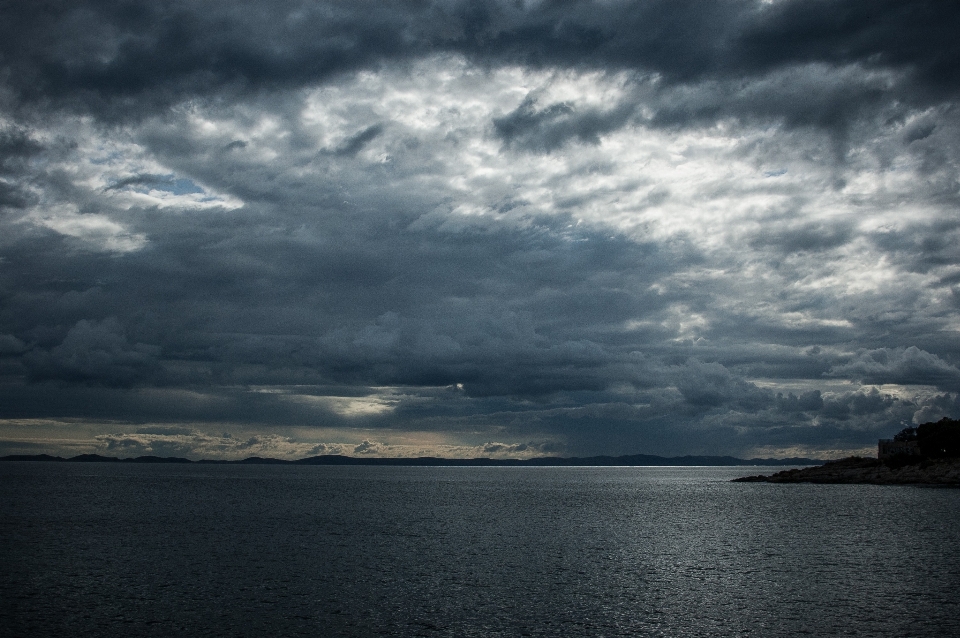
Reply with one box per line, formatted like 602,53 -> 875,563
734,456 -> 960,485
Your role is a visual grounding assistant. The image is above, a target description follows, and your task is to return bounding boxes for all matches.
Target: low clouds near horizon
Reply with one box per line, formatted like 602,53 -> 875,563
2,0 -> 959,459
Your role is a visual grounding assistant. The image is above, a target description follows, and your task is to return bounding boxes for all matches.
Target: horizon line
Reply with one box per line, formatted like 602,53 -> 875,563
1,452 -> 830,466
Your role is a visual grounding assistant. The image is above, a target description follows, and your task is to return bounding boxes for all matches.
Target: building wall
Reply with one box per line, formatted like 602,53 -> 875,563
878,439 -> 921,460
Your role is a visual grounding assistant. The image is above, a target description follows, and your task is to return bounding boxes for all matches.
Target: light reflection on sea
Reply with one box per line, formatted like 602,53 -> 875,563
2,464 -> 958,636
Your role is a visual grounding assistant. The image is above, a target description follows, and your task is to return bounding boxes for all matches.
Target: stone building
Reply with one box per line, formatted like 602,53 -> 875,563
877,438 -> 921,460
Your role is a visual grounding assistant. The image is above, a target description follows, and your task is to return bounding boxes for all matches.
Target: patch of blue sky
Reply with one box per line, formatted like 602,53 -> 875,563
169,178 -> 205,195
116,174 -> 207,195
147,177 -> 204,195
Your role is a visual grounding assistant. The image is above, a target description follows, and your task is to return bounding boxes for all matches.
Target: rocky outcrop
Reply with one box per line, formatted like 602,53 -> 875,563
734,456 -> 960,485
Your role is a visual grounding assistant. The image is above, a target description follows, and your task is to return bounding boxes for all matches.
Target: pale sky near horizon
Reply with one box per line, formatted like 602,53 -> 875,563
1,0 -> 959,460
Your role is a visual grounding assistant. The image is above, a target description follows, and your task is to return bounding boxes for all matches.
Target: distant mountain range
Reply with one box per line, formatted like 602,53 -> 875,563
0,453 -> 823,466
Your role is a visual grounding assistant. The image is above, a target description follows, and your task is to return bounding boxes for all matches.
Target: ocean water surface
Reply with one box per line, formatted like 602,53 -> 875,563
2,463 -> 958,636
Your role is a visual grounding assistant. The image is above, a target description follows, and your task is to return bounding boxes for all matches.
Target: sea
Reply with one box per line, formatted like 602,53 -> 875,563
2,463 -> 959,637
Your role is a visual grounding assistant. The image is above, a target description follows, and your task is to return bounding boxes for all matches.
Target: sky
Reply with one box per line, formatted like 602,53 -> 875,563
1,0 -> 959,461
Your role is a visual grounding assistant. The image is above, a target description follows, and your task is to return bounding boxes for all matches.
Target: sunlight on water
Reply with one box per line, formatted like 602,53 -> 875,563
2,464 -> 959,636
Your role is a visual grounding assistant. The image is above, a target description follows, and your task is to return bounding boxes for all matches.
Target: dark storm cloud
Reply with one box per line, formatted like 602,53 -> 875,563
646,64 -> 900,138
750,222 -> 854,254
674,359 -> 771,410
0,193 -> 677,391
0,129 -> 43,174
869,219 -> 960,274
0,0 -> 420,119
775,390 -> 823,413
332,124 -> 385,157
827,347 -> 960,391
3,1 -> 958,124
23,318 -> 162,387
0,127 -> 43,209
734,1 -> 960,95
493,96 -> 634,153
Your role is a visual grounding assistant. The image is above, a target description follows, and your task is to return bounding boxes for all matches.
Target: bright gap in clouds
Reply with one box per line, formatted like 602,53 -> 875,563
20,56 -> 948,274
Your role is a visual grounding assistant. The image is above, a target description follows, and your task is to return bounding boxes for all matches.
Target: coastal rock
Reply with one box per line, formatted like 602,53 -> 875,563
734,456 -> 960,485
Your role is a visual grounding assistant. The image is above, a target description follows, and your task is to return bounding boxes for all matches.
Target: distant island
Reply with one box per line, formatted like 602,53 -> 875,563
0,452 -> 822,467
735,418 -> 960,485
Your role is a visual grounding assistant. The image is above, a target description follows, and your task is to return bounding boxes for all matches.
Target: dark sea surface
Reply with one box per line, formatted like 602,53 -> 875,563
2,464 -> 959,637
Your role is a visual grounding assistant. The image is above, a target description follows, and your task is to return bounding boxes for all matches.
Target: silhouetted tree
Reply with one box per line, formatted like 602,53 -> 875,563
893,426 -> 918,442
917,418 -> 960,458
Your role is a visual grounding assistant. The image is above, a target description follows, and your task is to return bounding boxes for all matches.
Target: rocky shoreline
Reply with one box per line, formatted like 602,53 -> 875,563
734,456 -> 960,485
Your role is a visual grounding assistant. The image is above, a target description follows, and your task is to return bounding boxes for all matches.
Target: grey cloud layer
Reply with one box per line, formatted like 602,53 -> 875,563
1,1 -> 959,458
4,1 -> 958,107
